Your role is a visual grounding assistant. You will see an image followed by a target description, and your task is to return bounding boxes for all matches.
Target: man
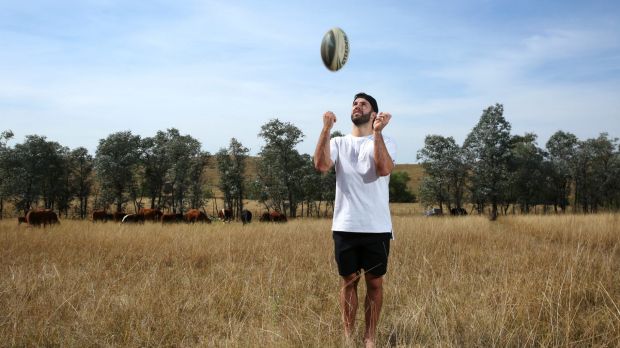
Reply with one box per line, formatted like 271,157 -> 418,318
314,92 -> 396,347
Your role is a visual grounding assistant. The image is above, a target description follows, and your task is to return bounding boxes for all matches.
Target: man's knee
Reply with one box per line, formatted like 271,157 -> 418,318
341,273 -> 360,289
364,274 -> 383,292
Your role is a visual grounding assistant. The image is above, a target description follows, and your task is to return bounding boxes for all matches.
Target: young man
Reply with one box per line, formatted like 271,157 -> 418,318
314,92 -> 396,347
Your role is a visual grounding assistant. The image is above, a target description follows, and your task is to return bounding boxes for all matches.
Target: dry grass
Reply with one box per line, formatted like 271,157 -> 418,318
1,214 -> 619,347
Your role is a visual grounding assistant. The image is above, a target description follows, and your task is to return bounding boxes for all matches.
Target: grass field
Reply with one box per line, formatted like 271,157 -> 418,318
1,214 -> 619,347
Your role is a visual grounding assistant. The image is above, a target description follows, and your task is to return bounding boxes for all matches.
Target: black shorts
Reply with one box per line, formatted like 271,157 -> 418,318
333,231 -> 392,277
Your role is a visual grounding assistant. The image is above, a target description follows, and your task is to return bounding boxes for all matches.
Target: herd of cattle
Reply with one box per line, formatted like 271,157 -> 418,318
17,208 -> 289,227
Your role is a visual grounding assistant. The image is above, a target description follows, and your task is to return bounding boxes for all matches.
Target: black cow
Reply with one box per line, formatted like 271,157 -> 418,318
240,209 -> 252,224
450,207 -> 468,216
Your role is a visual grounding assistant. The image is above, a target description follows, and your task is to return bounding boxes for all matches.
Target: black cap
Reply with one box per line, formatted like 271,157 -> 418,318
353,92 -> 378,113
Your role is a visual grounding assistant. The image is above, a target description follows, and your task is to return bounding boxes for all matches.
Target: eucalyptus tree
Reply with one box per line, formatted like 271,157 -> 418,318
545,131 -> 578,212
299,153 -> 322,217
0,130 -> 14,218
256,119 -> 305,217
68,147 -> 93,219
9,135 -> 69,214
573,133 -> 620,212
216,138 -> 249,218
95,131 -> 142,213
508,133 -> 546,214
141,131 -> 173,209
164,129 -> 205,212
417,135 -> 467,211
463,103 -> 512,219
389,171 -> 416,203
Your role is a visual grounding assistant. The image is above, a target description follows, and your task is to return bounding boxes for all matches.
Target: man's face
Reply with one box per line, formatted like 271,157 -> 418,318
351,98 -> 375,126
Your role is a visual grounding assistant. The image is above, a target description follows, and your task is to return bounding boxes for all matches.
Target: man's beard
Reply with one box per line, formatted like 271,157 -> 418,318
351,111 -> 372,126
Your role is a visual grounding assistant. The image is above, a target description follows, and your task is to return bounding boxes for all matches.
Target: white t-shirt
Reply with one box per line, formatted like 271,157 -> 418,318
330,134 -> 397,233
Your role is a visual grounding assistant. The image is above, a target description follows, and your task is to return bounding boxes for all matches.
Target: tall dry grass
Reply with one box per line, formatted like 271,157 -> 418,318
1,214 -> 619,347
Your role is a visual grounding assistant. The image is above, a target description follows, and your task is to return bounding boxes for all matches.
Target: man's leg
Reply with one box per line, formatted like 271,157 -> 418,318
340,273 -> 360,338
363,273 -> 383,347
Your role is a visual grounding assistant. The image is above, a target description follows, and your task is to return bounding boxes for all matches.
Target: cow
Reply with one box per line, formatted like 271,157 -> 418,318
121,214 -> 144,224
425,208 -> 443,217
26,209 -> 60,227
184,209 -> 211,223
270,211 -> 287,222
259,211 -> 287,223
92,210 -> 112,222
450,207 -> 468,216
161,213 -> 184,224
218,208 -> 233,222
139,208 -> 163,222
112,212 -> 127,222
240,209 -> 252,224
259,212 -> 271,222
17,216 -> 27,225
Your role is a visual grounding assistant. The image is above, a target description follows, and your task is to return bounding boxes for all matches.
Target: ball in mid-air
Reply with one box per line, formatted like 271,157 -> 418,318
321,27 -> 349,72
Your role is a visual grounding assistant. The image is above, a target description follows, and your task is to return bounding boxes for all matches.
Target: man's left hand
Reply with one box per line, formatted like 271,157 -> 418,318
373,112 -> 392,132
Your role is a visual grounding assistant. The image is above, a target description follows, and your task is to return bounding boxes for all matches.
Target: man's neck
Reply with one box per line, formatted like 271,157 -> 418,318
351,123 -> 373,137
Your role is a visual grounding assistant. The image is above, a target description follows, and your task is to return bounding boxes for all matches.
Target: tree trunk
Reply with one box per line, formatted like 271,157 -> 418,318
490,202 -> 498,221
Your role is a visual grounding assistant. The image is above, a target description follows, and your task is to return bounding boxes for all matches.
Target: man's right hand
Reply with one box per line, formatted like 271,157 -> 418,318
323,111 -> 337,130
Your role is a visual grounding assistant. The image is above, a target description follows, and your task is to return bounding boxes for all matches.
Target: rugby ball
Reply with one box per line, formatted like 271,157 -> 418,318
321,27 -> 349,72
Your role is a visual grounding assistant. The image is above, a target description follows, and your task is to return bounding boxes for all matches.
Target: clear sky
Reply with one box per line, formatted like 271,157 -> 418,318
1,0 -> 619,163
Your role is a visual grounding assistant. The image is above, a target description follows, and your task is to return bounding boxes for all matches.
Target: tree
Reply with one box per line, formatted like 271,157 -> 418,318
0,130 -> 14,218
68,147 -> 93,219
508,133 -> 546,214
8,135 -> 69,214
573,133 -> 620,212
164,129 -> 205,213
216,138 -> 249,218
389,171 -> 416,203
141,131 -> 173,209
256,119 -> 305,217
186,151 -> 210,211
463,103 -> 512,220
299,153 -> 323,217
545,131 -> 578,213
95,131 -> 142,213
417,135 -> 467,211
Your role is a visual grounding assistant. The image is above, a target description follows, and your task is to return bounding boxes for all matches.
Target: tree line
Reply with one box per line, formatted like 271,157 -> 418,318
0,121 -> 415,220
417,103 -> 620,218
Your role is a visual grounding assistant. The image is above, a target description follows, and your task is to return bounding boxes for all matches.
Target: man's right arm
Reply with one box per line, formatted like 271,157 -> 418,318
314,111 -> 336,173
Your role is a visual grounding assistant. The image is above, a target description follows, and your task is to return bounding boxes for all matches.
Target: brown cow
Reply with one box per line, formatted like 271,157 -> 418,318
270,211 -> 287,223
139,208 -> 163,222
26,209 -> 60,227
184,209 -> 211,223
259,212 -> 271,222
17,216 -> 27,225
259,211 -> 287,223
112,212 -> 127,222
121,214 -> 144,224
161,213 -> 184,224
92,210 -> 112,222
218,208 -> 232,222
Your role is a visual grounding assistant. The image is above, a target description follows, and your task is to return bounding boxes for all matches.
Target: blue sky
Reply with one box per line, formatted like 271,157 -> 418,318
1,0 -> 619,163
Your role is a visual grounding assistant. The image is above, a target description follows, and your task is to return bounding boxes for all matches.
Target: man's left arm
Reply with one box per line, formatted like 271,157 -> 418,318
373,112 -> 394,177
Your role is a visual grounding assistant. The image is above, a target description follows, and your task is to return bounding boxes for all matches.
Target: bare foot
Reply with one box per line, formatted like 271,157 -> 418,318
364,337 -> 376,348
343,332 -> 355,347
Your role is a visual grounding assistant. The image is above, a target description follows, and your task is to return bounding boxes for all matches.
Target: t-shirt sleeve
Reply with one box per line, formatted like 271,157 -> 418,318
330,137 -> 338,163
